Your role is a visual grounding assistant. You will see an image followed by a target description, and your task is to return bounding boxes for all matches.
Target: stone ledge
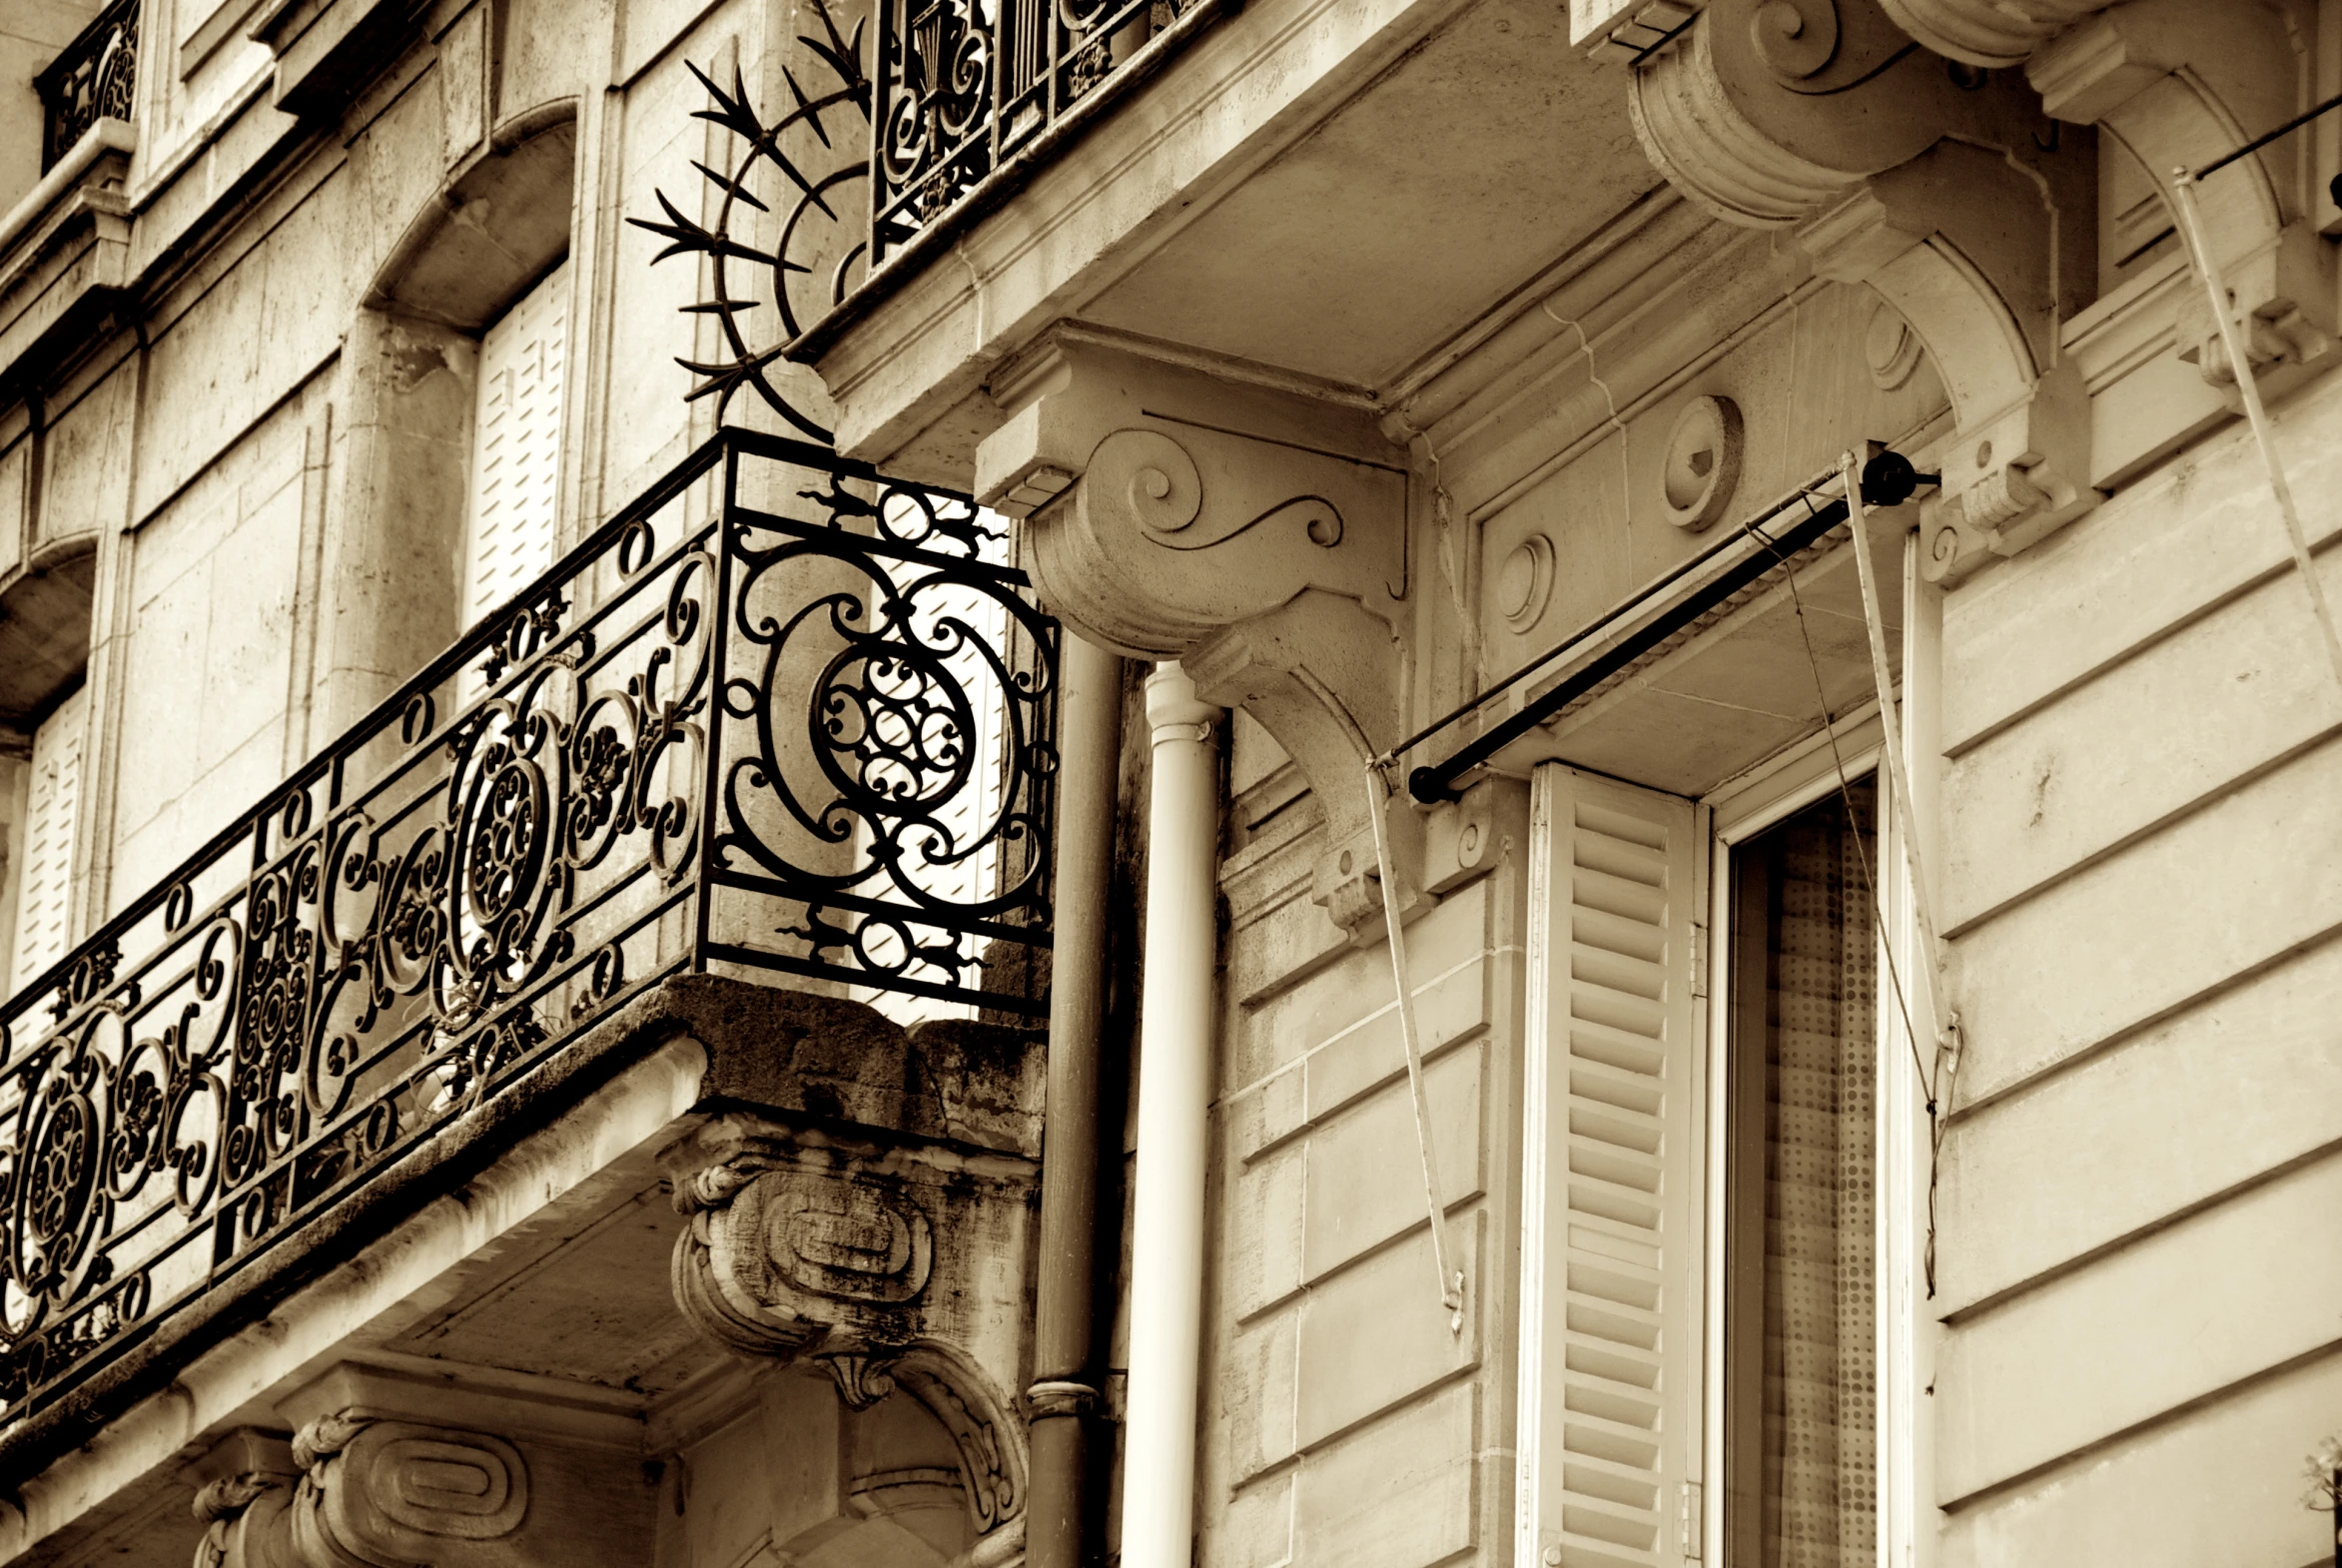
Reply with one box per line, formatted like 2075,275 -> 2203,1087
0,972 -> 1043,1488
0,119 -> 135,392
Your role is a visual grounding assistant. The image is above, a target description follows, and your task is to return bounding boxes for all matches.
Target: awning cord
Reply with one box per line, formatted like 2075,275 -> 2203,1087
1365,761 -> 1466,1334
1843,452 -> 1964,1296
2167,171 -> 2342,697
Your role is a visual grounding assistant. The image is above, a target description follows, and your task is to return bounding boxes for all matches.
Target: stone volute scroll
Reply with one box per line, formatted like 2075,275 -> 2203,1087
1624,0 -> 2098,584
975,332 -> 1418,934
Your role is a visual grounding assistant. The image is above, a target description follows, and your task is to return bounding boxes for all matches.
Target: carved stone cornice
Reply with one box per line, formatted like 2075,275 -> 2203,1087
976,333 -> 1415,928
662,1114 -> 1035,1537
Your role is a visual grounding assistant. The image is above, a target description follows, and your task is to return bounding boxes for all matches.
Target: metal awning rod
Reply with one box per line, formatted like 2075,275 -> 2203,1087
1402,451 -> 1931,805
1382,463 -> 1849,770
2191,87 -> 2342,182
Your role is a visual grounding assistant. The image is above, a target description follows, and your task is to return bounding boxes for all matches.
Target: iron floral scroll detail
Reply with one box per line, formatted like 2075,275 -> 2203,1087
0,430 -> 1058,1444
705,465 -> 1058,1011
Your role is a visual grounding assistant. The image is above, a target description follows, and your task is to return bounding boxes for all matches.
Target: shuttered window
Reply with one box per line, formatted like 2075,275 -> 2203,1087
1521,763 -> 1706,1568
11,684 -> 88,995
462,260 -> 569,629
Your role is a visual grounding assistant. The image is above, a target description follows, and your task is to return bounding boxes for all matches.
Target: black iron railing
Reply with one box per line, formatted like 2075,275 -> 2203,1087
37,0 -> 138,173
635,0 -> 1211,439
0,427 -> 1057,1431
872,0 -> 1192,260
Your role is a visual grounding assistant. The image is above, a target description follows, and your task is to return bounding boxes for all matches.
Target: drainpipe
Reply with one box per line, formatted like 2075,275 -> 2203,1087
1028,634 -> 1125,1568
1119,663 -> 1221,1568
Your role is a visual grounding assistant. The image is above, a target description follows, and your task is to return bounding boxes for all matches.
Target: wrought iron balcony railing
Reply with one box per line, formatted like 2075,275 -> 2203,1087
36,0 -> 138,173
635,0 -> 1215,438
0,427 -> 1057,1439
873,0 -> 1193,261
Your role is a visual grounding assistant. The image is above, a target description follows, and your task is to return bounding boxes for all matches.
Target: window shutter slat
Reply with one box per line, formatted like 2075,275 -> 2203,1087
1522,764 -> 1704,1568
11,685 -> 89,993
463,261 -> 570,628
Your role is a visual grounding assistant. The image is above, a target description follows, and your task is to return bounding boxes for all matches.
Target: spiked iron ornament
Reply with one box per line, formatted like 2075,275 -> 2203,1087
630,3 -> 873,442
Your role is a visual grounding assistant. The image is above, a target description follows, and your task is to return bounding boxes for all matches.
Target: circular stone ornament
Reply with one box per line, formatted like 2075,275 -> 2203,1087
1661,394 -> 1744,531
1495,533 -> 1556,632
1866,301 -> 1923,390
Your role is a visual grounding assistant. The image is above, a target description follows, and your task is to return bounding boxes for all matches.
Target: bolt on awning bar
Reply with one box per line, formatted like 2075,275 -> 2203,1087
1401,451 -> 1933,805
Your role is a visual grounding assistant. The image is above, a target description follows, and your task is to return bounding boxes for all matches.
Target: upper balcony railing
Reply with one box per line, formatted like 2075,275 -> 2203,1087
632,0 -> 1214,422
873,0 -> 1192,263
0,427 -> 1058,1440
36,0 -> 138,173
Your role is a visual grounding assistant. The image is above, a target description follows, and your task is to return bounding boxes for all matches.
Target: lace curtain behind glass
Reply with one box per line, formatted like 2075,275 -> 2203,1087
1730,783 -> 1877,1568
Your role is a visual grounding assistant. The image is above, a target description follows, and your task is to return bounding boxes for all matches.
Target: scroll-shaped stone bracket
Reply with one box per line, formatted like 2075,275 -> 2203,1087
661,1113 -> 1036,1535
1627,0 -> 2055,229
192,1411 -> 529,1568
1798,139 -> 2097,584
981,333 -> 1419,931
2027,0 -> 2331,395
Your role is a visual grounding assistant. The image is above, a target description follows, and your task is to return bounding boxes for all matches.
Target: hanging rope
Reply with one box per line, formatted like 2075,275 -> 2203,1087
2166,171 -> 2342,697
1363,761 -> 1466,1334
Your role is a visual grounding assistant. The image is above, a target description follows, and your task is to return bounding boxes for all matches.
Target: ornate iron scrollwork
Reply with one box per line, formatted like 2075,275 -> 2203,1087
0,429 -> 1057,1439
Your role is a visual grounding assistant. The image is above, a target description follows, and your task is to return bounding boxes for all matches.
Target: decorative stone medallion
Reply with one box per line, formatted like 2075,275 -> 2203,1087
1660,393 -> 1745,531
1495,533 -> 1555,632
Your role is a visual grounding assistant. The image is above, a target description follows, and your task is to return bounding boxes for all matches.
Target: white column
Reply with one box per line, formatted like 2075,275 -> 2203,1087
1120,662 -> 1221,1568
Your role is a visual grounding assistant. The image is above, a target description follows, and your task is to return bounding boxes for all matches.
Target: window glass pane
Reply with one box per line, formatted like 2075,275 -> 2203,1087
1728,781 -> 1877,1568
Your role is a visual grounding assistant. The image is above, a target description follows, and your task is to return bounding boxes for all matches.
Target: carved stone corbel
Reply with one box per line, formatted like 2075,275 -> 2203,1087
977,332 -> 1415,931
662,1114 -> 1035,1536
1626,0 -> 2098,583
2026,0 -> 2330,393
1795,139 -> 2094,582
192,1411 -> 528,1568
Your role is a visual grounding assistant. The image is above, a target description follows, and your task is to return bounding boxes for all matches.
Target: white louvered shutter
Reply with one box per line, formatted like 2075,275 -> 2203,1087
462,260 -> 569,629
11,685 -> 88,995
1519,763 -> 1705,1568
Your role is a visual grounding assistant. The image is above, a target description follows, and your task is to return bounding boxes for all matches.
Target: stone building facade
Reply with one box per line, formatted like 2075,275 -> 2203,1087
0,0 -> 2337,1565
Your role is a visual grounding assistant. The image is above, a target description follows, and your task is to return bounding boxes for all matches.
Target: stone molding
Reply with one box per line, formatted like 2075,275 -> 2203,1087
0,118 -> 134,392
193,1409 -> 528,1568
662,1114 -> 1035,1537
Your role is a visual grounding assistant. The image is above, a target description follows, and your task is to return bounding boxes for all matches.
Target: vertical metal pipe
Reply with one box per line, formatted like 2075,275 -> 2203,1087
1027,633 -> 1125,1568
1118,663 -> 1221,1568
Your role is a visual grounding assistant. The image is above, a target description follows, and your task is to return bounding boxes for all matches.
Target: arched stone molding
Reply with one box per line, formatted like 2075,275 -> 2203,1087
365,101 -> 580,332
975,332 -> 1416,927
2026,0 -> 2327,389
317,103 -> 578,740
1624,0 -> 2097,582
662,1112 -> 1036,1543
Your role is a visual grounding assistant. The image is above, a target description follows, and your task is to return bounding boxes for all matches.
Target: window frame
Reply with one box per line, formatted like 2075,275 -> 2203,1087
1700,703 -> 1931,1568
